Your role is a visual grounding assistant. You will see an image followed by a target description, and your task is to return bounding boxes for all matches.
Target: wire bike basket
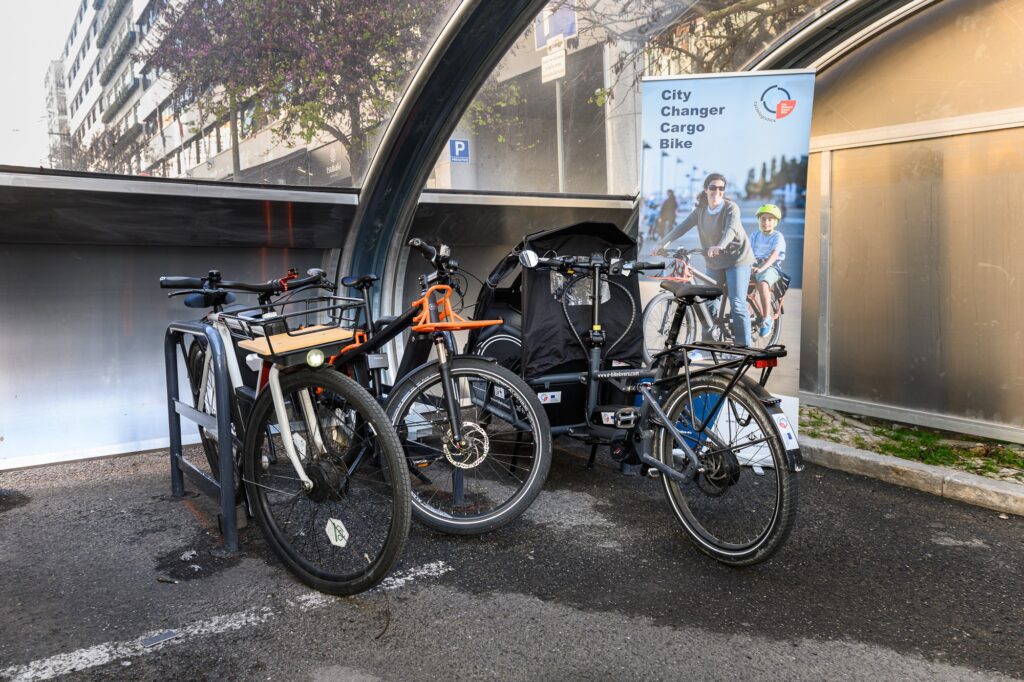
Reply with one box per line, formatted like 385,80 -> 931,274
221,295 -> 365,363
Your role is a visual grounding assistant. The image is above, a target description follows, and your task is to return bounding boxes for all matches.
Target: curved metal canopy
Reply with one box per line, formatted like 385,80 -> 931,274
343,0 -> 932,305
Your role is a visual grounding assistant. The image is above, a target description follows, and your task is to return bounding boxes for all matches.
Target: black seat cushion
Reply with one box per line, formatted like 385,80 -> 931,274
660,280 -> 722,300
341,274 -> 379,289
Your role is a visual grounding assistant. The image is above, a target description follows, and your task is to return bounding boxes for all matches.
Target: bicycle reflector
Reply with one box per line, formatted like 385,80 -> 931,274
754,358 -> 777,369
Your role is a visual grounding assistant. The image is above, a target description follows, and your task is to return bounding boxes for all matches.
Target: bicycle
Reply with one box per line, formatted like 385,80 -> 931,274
514,248 -> 802,566
160,268 -> 411,595
330,239 -> 552,535
641,247 -> 788,363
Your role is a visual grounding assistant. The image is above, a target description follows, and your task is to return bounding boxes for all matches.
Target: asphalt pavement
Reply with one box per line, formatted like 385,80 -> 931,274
1,444 -> 1021,681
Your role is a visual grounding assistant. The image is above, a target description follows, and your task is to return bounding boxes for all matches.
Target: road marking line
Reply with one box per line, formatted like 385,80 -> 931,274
0,561 -> 450,682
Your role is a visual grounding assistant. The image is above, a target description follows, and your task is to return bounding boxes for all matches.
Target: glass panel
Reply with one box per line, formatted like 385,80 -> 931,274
799,151 -> 821,393
429,1 -> 833,195
812,0 -> 1024,137
2,0 -> 459,187
829,128 -> 1024,426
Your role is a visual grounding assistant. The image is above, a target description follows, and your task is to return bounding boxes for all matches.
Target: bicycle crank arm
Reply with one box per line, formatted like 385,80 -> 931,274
638,453 -> 697,485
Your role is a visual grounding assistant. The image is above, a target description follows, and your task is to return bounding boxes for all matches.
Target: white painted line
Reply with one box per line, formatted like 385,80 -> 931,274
376,560 -> 451,591
1,607 -> 274,682
0,561 -> 450,681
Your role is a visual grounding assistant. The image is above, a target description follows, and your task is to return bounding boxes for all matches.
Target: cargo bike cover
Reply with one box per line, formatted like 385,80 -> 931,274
473,222 -> 645,379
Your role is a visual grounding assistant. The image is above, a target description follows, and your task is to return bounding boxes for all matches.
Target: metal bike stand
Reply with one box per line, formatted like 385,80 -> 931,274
164,321 -> 239,553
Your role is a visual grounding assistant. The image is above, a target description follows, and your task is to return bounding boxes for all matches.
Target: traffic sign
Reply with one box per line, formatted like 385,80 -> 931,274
449,139 -> 470,164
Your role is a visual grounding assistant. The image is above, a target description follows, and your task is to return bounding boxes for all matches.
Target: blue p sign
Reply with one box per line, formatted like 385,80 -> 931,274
450,139 -> 470,163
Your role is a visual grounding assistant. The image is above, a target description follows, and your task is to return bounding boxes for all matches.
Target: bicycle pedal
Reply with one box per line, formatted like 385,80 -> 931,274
411,459 -> 432,468
646,467 -> 661,479
614,407 -> 638,429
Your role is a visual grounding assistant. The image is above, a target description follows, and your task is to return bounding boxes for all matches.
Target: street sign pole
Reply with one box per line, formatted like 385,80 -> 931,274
555,78 -> 565,193
541,35 -> 568,193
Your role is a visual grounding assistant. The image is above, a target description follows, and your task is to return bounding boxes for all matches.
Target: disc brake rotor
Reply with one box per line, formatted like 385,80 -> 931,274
443,422 -> 489,469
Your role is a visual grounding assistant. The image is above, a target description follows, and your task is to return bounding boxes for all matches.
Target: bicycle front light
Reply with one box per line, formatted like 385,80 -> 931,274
306,348 -> 325,368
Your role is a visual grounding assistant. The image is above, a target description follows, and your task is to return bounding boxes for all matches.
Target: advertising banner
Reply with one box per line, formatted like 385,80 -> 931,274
640,70 -> 815,421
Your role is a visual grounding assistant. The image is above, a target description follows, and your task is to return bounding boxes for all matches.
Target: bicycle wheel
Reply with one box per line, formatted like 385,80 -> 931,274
243,368 -> 411,595
642,291 -> 696,364
186,340 -> 236,481
653,373 -> 797,565
746,298 -> 782,350
385,357 -> 552,535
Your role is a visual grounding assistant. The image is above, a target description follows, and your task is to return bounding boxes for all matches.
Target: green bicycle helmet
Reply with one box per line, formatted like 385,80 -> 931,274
756,204 -> 782,220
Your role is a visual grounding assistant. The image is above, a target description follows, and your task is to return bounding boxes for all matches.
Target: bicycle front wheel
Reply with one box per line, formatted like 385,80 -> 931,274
653,373 -> 797,566
642,292 -> 696,364
243,368 -> 410,595
386,358 -> 552,535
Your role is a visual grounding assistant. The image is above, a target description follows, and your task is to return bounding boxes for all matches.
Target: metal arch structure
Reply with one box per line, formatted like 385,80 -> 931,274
341,0 -> 550,301
341,0 -> 937,315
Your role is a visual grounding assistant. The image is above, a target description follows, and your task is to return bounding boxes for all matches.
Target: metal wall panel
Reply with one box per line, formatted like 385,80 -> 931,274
799,152 -> 823,394
827,128 -> 1024,428
0,245 -> 322,469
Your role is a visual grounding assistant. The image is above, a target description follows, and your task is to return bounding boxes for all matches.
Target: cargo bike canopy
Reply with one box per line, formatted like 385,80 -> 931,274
472,222 -> 645,379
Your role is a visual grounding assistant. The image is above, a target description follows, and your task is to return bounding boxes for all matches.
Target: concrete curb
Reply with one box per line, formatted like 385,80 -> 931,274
801,437 -> 1024,517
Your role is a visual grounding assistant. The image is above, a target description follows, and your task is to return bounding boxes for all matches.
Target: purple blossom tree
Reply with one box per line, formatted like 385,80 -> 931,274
143,0 -> 450,182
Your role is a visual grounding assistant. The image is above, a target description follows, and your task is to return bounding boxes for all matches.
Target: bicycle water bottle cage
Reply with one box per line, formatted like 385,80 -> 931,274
184,291 -> 236,309
410,285 -> 503,333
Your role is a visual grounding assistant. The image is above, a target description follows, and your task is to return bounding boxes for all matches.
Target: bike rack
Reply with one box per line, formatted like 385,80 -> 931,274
164,321 -> 239,553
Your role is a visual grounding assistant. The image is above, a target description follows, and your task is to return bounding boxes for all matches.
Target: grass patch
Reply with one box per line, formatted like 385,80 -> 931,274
799,405 -> 1024,483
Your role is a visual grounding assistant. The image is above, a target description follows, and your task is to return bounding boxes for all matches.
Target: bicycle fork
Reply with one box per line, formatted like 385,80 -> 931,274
266,365 -> 323,491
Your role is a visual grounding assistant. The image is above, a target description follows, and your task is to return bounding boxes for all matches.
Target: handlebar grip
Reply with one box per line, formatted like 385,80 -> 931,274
408,238 -> 438,262
160,276 -> 204,289
632,261 -> 666,271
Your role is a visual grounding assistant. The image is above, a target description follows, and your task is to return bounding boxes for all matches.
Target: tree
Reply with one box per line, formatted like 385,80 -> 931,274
574,0 -> 818,103
143,0 -> 448,182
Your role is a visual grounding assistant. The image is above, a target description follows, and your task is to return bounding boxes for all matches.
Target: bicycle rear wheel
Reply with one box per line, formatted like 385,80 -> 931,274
642,292 -> 696,364
386,358 -> 551,535
243,368 -> 410,595
653,373 -> 797,565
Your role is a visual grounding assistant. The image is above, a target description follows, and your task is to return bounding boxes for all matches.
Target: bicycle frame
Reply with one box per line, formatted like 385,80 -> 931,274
525,255 -> 800,479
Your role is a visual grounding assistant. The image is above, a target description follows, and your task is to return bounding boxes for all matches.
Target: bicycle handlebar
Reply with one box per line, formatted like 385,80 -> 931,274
159,268 -> 330,294
408,238 -> 438,264
527,253 -> 663,274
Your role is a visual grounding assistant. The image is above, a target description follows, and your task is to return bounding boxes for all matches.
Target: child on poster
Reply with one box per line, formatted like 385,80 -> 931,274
750,203 -> 786,338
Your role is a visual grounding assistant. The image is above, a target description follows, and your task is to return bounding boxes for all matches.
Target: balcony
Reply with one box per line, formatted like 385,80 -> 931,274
101,78 -> 139,123
96,0 -> 131,48
99,31 -> 136,86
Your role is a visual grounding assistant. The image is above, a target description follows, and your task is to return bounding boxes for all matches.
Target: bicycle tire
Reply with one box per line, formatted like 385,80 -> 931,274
653,373 -> 798,566
747,298 -> 783,350
186,340 -> 236,481
641,291 -> 697,364
243,368 -> 411,595
385,357 -> 552,535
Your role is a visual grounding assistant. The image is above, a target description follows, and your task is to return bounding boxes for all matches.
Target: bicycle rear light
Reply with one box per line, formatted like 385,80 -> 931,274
754,358 -> 777,369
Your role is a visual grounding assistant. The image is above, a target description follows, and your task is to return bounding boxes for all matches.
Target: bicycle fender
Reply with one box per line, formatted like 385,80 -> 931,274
723,372 -> 803,472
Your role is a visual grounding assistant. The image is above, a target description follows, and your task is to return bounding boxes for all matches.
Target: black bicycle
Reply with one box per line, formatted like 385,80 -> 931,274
330,239 -> 552,535
504,246 -> 802,565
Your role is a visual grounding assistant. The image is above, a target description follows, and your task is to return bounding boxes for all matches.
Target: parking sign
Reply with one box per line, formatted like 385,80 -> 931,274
449,139 -> 470,163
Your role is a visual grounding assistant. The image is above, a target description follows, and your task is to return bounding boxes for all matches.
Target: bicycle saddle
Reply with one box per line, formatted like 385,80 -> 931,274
342,274 -> 379,290
184,291 -> 237,308
660,281 -> 722,300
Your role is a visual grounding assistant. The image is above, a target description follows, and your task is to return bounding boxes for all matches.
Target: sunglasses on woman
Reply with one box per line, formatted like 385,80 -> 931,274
706,184 -> 725,192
